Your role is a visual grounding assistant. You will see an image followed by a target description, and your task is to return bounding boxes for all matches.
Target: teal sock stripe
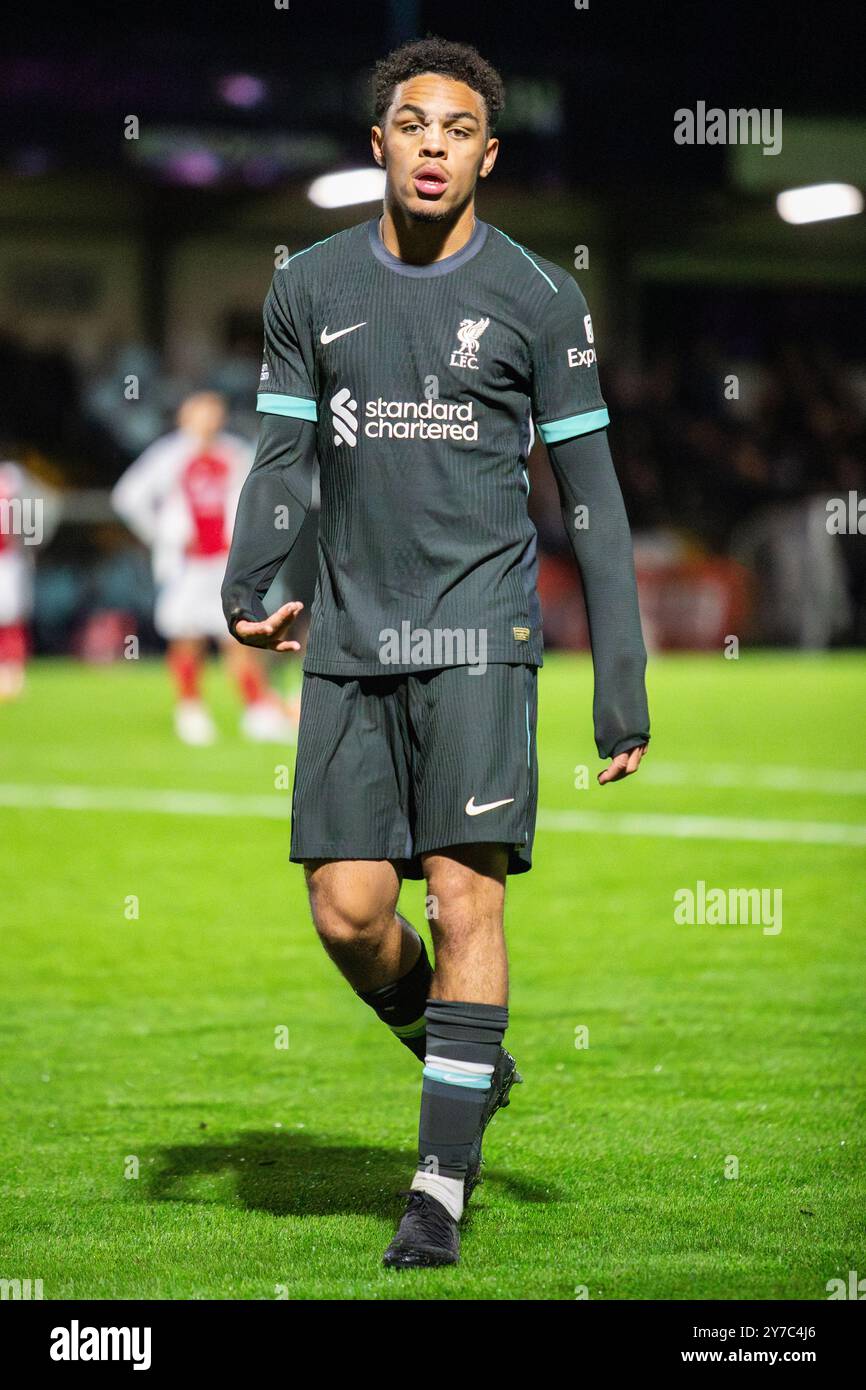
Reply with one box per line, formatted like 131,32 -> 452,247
422,1065 -> 492,1090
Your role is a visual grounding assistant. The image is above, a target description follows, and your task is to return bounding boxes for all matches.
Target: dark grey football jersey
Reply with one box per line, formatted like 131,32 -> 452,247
258,217 -> 609,675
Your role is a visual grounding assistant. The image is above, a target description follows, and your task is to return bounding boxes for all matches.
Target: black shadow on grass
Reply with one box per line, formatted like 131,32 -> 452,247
141,1131 -> 554,1218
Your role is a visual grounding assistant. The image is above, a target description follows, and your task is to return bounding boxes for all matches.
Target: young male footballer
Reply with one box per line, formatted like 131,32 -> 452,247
222,36 -> 650,1269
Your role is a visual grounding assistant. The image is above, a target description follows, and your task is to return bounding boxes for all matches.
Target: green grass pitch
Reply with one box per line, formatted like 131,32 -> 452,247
1,652 -> 863,1300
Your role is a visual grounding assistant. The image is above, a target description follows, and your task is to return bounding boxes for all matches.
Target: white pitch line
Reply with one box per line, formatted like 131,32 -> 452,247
0,783 -> 287,819
1,783 -> 865,848
536,809 -> 866,848
644,762 -> 866,796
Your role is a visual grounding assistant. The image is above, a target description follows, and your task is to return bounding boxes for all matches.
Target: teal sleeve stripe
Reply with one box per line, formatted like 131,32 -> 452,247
538,406 -> 609,444
257,393 -> 318,421
490,225 -> 559,293
285,231 -> 338,264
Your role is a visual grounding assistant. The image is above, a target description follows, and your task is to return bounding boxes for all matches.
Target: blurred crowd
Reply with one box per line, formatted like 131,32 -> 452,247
0,327 -> 261,483
531,337 -> 866,646
526,337 -> 864,545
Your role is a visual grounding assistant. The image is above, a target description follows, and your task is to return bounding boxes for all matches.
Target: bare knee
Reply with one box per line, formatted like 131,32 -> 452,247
305,859 -> 399,949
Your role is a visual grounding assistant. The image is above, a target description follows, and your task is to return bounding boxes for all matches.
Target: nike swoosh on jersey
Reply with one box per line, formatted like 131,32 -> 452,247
465,795 -> 515,816
320,322 -> 367,344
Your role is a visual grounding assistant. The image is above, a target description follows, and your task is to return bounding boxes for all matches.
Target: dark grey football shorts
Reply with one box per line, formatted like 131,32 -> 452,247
290,663 -> 539,876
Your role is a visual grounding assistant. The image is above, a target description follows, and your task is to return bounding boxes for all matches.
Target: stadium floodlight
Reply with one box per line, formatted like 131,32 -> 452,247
776,183 -> 863,225
217,74 -> 267,109
307,168 -> 386,208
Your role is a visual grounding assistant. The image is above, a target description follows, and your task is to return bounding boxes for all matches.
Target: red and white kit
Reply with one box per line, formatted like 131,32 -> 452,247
111,430 -> 253,640
0,463 -> 33,632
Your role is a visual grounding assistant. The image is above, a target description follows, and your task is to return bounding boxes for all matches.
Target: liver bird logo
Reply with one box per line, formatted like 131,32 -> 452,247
456,316 -> 490,355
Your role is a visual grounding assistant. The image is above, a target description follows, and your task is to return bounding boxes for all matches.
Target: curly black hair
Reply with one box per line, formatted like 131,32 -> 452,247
372,35 -> 505,133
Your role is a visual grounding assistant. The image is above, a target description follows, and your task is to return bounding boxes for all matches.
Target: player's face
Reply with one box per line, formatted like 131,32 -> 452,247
178,393 -> 226,441
372,73 -> 498,222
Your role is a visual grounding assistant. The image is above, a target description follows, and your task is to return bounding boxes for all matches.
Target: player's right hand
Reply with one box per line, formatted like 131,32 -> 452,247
234,601 -> 304,652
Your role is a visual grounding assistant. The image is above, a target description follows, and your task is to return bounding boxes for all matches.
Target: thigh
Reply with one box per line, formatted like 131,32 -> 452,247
408,663 -> 538,872
289,671 -> 414,864
422,842 -> 509,906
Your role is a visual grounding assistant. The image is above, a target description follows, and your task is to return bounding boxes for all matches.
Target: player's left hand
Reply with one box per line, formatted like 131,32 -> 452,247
598,743 -> 647,785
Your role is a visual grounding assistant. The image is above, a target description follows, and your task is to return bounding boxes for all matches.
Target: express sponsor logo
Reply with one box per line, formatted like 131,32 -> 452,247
568,314 -> 597,368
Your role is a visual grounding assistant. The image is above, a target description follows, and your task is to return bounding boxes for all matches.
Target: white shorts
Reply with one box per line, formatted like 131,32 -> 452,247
0,552 -> 33,625
154,555 -> 228,641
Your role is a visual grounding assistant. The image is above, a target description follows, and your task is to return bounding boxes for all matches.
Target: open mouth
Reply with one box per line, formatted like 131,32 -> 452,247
413,168 -> 449,198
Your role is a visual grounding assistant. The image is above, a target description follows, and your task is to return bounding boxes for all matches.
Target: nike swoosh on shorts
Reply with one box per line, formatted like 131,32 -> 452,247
465,796 -> 515,816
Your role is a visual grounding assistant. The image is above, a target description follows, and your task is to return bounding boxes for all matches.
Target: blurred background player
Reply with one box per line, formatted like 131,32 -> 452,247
0,457 -> 60,700
111,390 -> 296,745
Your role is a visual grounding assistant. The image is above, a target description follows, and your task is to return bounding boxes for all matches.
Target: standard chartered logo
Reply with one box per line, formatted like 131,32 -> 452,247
330,384 -> 478,446
330,387 -> 359,447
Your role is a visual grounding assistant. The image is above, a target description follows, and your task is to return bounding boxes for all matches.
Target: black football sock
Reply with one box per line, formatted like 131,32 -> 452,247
356,931 -> 432,1060
412,999 -> 508,1218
